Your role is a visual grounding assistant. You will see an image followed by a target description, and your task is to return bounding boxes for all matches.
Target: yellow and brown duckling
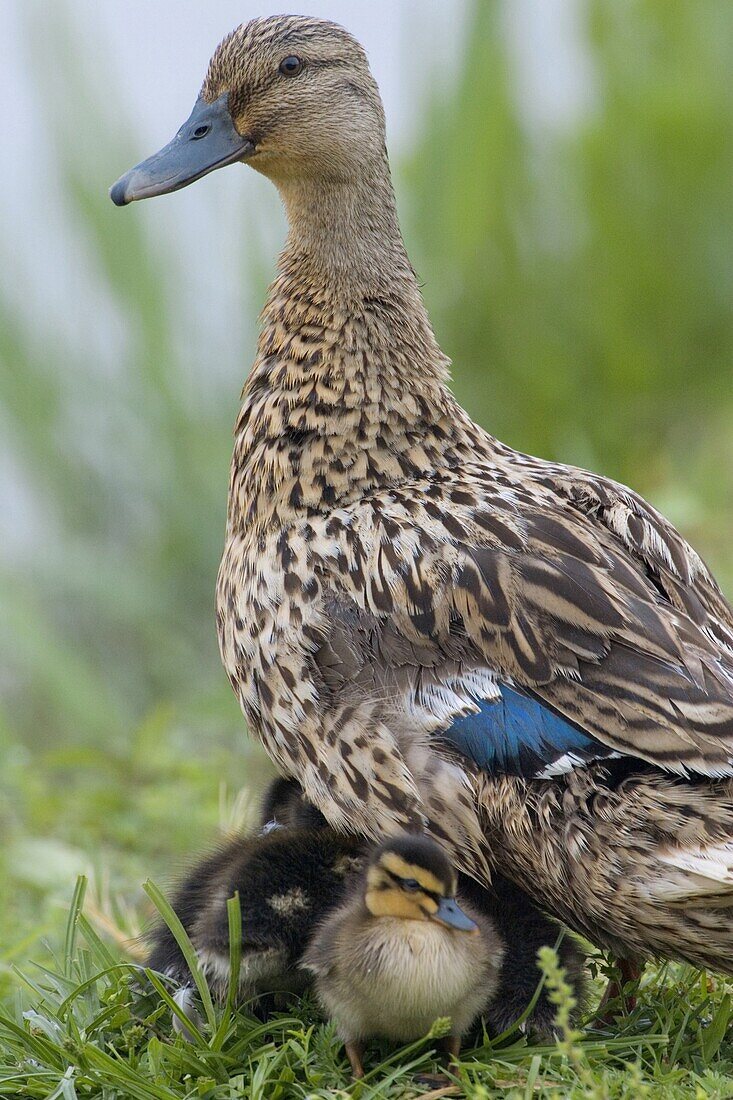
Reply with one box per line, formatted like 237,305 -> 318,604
261,781 -> 586,1041
302,834 -> 503,1079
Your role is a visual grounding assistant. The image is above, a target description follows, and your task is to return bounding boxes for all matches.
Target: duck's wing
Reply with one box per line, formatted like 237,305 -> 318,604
320,463 -> 733,781
532,460 -> 733,641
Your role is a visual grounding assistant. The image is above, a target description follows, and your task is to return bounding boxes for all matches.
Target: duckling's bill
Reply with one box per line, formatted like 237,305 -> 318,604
433,895 -> 479,933
110,93 -> 254,206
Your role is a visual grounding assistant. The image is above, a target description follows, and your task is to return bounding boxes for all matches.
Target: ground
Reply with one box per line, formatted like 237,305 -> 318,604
2,806 -> 733,1098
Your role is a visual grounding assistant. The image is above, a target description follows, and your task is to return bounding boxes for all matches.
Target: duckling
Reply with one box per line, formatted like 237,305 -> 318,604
264,780 -> 585,1040
146,819 -> 364,1020
459,871 -> 585,1041
148,778 -> 583,1045
301,834 -> 504,1079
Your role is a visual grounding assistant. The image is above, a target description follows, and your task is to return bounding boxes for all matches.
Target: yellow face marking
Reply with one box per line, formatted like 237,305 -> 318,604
379,852 -> 447,897
365,860 -> 443,921
365,885 -> 429,921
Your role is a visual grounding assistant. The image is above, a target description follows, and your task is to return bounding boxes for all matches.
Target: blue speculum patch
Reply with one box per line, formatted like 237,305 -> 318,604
442,683 -> 608,777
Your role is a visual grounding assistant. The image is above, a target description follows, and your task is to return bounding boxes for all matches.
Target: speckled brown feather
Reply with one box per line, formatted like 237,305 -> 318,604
477,766 -> 733,971
204,18 -> 733,966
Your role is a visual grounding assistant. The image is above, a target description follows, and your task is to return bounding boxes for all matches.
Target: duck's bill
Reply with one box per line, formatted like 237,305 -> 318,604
110,93 -> 254,206
432,896 -> 479,933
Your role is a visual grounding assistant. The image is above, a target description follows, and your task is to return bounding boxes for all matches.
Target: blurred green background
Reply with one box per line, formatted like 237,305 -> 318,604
1,0 -> 732,989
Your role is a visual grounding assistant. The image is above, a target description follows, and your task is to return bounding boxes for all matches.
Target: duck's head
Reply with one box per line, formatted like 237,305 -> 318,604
364,835 -> 479,932
110,15 -> 385,206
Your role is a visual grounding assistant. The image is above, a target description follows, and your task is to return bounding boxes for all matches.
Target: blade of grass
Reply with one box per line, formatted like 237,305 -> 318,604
225,891 -> 242,1015
78,1044 -> 180,1100
211,891 -> 242,1052
524,1052 -> 542,1098
143,879 -> 216,1034
700,991 -> 731,1063
0,1011 -> 68,1069
63,876 -> 87,979
10,963 -> 70,1002
143,968 -> 207,1049
56,963 -> 140,1020
75,913 -> 119,971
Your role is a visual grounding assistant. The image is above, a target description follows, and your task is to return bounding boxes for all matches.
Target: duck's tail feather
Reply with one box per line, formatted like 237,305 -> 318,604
656,841 -> 733,905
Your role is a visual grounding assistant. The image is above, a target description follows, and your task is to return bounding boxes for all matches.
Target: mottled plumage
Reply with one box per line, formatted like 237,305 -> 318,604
113,16 -> 733,974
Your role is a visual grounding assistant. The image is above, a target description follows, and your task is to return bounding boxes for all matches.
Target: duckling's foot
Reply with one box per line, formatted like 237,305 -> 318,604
345,1039 -> 366,1079
593,956 -> 643,1026
413,1072 -> 453,1089
437,1034 -> 461,1062
414,1035 -> 461,1088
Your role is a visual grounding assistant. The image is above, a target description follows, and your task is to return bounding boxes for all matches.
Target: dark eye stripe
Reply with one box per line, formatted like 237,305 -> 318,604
383,868 -> 404,889
383,867 -> 441,902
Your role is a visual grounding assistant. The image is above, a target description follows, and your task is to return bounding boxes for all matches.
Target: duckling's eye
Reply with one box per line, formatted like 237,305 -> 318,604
279,55 -> 303,76
192,124 -> 211,140
402,878 -> 421,892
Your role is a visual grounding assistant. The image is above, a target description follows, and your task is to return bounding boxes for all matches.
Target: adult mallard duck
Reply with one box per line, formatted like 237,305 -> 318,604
111,16 -> 733,976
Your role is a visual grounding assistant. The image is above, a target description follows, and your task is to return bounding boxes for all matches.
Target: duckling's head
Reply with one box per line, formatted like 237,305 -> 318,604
364,835 -> 478,932
111,15 -> 386,205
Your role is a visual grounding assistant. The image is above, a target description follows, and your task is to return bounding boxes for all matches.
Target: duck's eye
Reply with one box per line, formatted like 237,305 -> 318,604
402,878 -> 421,892
279,55 -> 303,76
192,124 -> 211,140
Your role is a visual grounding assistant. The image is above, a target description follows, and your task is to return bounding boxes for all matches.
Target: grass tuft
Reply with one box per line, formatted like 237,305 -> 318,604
1,879 -> 732,1098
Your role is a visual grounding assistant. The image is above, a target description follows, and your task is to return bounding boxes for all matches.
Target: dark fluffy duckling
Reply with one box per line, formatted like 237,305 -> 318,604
301,834 -> 503,1078
146,822 -> 364,1016
459,872 -> 585,1040
259,775 -> 328,831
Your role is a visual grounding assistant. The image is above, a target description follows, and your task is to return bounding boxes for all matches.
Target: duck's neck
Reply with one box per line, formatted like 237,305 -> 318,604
228,159 -> 475,534
277,161 -> 414,291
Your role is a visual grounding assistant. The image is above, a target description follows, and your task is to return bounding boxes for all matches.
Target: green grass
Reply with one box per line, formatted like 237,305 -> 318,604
2,877 -> 733,1098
